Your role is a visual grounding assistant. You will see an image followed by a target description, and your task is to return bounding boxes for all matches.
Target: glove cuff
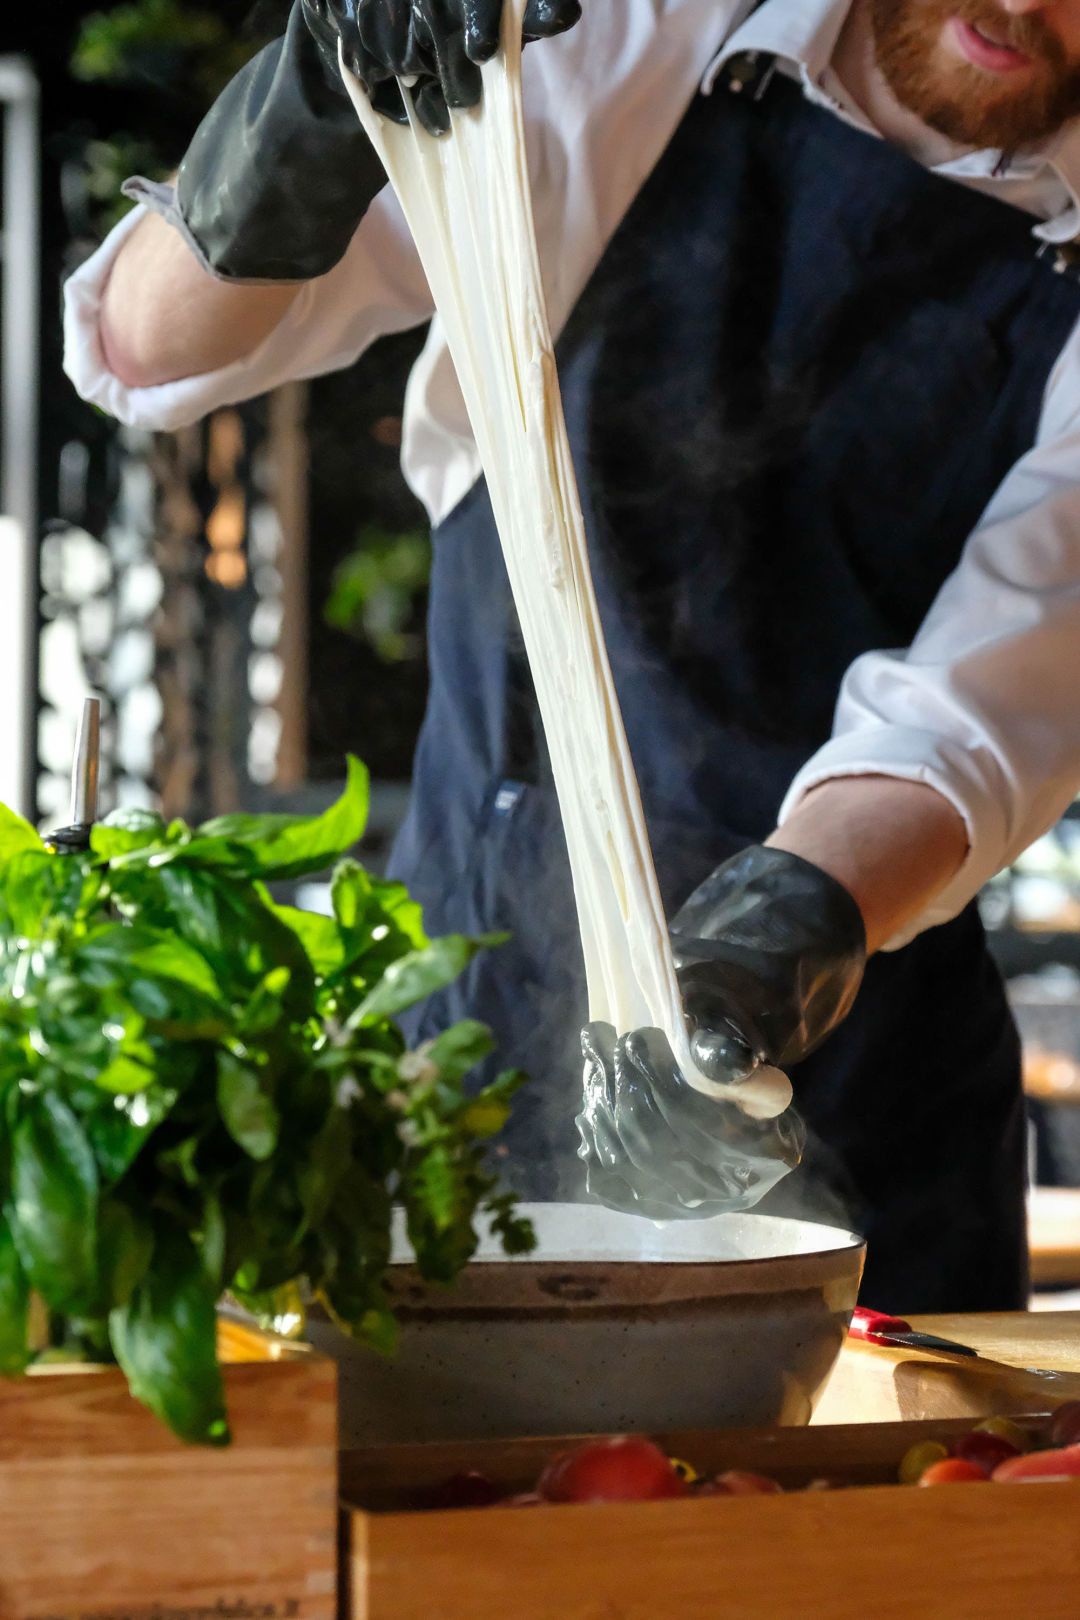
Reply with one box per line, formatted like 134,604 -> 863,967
162,3 -> 386,284
671,845 -> 867,1069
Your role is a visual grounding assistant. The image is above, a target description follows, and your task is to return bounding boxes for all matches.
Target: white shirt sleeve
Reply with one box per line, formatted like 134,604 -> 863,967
62,186 -> 435,432
779,311 -> 1080,949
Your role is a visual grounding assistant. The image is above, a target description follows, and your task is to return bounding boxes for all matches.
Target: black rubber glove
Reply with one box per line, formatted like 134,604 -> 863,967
576,847 -> 866,1221
124,0 -> 580,280
123,1 -> 389,283
578,1022 -> 806,1220
670,845 -> 867,1078
321,0 -> 582,137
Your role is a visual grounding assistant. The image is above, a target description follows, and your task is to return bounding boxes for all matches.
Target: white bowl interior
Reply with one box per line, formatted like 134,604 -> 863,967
392,1201 -> 862,1266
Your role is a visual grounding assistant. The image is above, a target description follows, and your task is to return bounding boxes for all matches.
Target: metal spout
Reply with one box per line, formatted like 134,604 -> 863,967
69,696 -> 100,828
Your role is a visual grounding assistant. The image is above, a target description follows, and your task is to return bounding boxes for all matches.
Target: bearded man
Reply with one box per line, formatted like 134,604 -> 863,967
65,0 -> 1080,1308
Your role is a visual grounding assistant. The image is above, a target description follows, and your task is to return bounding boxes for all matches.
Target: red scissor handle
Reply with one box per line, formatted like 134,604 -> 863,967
849,1307 -> 912,1342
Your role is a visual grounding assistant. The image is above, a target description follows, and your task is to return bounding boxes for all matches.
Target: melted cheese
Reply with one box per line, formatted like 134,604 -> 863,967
342,17 -> 790,1121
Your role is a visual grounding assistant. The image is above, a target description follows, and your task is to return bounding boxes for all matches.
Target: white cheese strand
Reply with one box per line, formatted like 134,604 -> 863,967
341,19 -> 791,1122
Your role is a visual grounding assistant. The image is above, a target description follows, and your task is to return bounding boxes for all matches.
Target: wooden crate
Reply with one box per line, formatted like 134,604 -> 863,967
0,1320 -> 337,1620
341,1418 -> 1080,1620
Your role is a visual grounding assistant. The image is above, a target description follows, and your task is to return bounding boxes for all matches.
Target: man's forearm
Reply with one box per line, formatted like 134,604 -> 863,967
100,210 -> 304,390
766,775 -> 969,955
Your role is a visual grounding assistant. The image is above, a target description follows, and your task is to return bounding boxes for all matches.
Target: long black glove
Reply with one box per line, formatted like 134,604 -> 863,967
123,0 -> 580,284
122,2 -> 388,283
672,845 -> 868,1078
576,846 -> 867,1220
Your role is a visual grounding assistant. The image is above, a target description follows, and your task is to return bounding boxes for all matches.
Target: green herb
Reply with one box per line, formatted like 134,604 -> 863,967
0,759 -> 534,1443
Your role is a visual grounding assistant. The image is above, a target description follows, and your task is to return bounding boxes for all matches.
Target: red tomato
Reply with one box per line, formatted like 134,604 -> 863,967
1049,1402 -> 1080,1448
949,1431 -> 1020,1475
992,1445 -> 1080,1483
537,1437 -> 689,1503
917,1458 -> 989,1486
708,1470 -> 784,1496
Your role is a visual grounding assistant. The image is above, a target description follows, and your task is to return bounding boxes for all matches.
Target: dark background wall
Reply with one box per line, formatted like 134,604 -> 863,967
3,2 -> 432,789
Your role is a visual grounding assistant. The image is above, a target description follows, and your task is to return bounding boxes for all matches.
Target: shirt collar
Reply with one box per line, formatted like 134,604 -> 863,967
701,0 -> 1080,243
702,0 -> 852,92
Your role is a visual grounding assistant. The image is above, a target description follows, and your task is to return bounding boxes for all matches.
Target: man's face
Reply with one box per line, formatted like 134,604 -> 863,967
870,0 -> 1080,149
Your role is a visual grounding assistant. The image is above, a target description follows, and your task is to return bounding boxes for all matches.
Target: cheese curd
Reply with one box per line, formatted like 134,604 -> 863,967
342,13 -> 791,1121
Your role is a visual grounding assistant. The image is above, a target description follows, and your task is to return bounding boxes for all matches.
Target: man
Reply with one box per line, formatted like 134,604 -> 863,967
64,0 -> 1080,1309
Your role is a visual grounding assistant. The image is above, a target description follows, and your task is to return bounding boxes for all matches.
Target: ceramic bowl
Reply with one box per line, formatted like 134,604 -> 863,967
307,1202 -> 865,1444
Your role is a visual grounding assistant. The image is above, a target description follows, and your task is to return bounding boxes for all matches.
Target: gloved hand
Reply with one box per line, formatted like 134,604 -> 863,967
672,844 -> 868,1079
316,0 -> 581,137
576,846 -> 867,1220
577,1022 -> 806,1220
122,1 -> 388,283
122,0 -> 579,283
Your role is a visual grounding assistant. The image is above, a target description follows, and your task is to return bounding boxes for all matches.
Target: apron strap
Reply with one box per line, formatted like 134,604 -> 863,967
717,49 -> 1080,284
718,50 -> 779,100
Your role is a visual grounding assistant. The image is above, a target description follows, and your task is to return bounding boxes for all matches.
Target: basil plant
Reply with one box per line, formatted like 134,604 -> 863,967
0,758 -> 533,1443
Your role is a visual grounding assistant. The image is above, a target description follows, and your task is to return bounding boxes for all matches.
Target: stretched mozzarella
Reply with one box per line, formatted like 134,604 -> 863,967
341,17 -> 790,1121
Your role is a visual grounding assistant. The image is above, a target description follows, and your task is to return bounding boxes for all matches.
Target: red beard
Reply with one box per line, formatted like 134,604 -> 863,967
870,0 -> 1080,150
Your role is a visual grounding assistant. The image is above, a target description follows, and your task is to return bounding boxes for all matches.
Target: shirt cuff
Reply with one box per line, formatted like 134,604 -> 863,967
62,200 -> 315,432
776,727 -> 1009,951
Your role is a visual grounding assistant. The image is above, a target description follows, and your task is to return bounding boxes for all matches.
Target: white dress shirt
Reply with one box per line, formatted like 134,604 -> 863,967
63,0 -> 1080,948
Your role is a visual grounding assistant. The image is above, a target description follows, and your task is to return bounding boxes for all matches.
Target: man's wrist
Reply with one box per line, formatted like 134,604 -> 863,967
768,774 -> 969,954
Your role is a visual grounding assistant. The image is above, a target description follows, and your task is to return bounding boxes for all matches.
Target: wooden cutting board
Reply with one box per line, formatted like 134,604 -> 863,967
812,1310 -> 1080,1424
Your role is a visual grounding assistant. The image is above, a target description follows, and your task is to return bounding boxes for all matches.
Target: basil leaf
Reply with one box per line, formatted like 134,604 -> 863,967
426,1020 -> 495,1083
413,1143 -> 456,1230
96,1200 -> 153,1311
81,1088 -> 176,1185
329,859 -> 371,931
357,1306 -> 398,1358
351,933 -> 508,1023
109,1226 -> 229,1446
0,802 -> 43,861
0,851 -> 89,936
0,1220 -> 29,1374
95,1052 -> 156,1096
457,1070 -> 527,1139
78,926 -> 223,1005
90,809 -> 167,860
457,1095 -> 513,1139
239,965 -> 291,1036
367,878 -> 427,948
107,836 -> 255,875
10,1091 -> 98,1312
296,1108 -> 352,1231
197,755 -> 370,881
485,1190 -> 537,1257
200,1192 -> 226,1289
217,1052 -> 279,1161
270,903 -> 344,978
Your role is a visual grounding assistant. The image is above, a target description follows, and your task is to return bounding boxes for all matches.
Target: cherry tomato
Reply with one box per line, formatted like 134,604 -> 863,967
537,1437 -> 689,1503
708,1470 -> 784,1496
992,1444 -> 1080,1483
898,1440 -> 948,1485
974,1416 -> 1031,1453
950,1430 -> 1020,1474
1049,1401 -> 1080,1448
917,1458 -> 989,1486
668,1456 -> 701,1485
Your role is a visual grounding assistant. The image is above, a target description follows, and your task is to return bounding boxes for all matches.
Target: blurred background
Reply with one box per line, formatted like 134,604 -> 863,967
3,0 -> 1080,1293
2,0 -> 429,878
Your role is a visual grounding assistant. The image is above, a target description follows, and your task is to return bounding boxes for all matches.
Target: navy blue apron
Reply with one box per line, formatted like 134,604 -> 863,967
390,63 -> 1080,1312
